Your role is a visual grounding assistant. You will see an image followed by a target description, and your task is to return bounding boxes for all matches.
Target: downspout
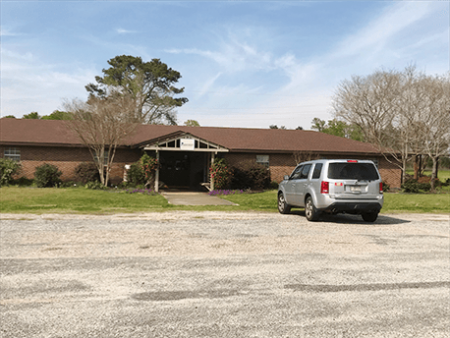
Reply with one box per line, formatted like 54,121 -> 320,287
210,152 -> 215,191
155,149 -> 160,193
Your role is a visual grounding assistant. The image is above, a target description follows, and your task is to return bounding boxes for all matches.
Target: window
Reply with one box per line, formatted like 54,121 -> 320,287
4,147 -> 20,161
94,150 -> 109,166
312,163 -> 323,179
290,165 -> 303,180
327,163 -> 379,180
299,164 -> 312,179
256,155 -> 269,167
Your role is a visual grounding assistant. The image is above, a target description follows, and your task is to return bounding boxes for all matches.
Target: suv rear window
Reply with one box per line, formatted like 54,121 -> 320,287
327,163 -> 379,180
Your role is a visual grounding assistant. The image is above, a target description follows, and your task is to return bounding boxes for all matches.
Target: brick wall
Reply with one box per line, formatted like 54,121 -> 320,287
225,152 -> 402,188
377,157 -> 402,189
2,145 -> 402,188
224,152 -> 298,183
1,145 -> 141,184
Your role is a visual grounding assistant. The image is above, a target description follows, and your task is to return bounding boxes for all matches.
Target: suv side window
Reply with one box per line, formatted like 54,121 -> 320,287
291,165 -> 303,180
299,164 -> 312,179
312,163 -> 323,179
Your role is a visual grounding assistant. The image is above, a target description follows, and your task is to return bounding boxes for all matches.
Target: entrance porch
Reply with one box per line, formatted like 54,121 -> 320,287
142,132 -> 229,192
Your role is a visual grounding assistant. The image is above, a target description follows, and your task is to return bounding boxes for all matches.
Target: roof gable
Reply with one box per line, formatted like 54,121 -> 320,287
140,131 -> 229,152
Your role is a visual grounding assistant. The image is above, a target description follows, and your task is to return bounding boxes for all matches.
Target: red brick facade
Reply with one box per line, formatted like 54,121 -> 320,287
1,120 -> 403,189
1,145 -> 141,184
2,146 -> 402,189
224,152 -> 402,188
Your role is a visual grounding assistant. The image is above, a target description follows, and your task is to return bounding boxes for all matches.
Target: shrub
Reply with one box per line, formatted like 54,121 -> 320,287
127,162 -> 146,186
401,178 -> 431,193
34,163 -> 62,188
401,180 -> 419,193
0,159 -> 22,186
210,158 -> 233,189
270,181 -> 279,190
442,178 -> 450,187
11,176 -> 34,187
140,153 -> 159,187
382,181 -> 390,192
75,162 -> 100,183
85,181 -> 107,190
418,182 -> 431,191
60,181 -> 80,188
230,160 -> 270,190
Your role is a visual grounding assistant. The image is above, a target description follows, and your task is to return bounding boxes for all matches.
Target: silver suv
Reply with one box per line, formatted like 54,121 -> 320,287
278,159 -> 384,222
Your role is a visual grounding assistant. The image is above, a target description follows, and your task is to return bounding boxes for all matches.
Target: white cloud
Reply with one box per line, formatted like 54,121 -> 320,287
196,72 -> 222,99
1,52 -> 96,117
0,26 -> 16,37
332,2 -> 437,59
116,28 -> 137,34
166,34 -> 277,74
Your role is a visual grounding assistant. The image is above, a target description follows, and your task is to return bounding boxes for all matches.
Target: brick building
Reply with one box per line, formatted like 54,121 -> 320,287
0,118 -> 401,190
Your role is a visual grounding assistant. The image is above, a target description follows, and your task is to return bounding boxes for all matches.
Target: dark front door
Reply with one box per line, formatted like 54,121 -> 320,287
159,152 -> 208,190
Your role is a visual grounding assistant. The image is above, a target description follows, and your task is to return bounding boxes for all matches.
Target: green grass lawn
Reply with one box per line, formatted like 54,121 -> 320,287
1,187 -> 448,215
0,187 -> 169,214
0,187 -> 277,214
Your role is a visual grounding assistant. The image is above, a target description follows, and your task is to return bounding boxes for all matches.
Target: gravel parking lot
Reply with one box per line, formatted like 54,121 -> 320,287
1,212 -> 449,338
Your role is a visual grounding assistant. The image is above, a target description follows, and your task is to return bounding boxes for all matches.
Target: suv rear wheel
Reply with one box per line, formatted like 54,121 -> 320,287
305,196 -> 320,221
278,193 -> 291,214
362,212 -> 378,222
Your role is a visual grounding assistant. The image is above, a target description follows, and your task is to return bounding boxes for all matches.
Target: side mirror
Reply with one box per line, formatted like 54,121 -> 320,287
284,175 -> 290,181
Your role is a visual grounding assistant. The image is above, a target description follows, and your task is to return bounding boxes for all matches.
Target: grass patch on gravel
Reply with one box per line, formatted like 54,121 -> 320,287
1,187 -> 448,214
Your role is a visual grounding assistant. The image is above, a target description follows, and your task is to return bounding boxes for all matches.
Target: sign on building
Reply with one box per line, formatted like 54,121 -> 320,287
180,138 -> 195,150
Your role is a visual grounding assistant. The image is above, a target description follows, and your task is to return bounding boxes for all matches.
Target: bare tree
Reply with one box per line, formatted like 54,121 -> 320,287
332,66 -> 436,182
293,151 -> 320,164
418,74 -> 450,189
65,90 -> 137,186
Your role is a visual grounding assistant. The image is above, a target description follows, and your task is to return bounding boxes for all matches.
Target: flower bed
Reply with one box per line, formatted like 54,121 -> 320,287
124,188 -> 156,195
208,189 -> 244,196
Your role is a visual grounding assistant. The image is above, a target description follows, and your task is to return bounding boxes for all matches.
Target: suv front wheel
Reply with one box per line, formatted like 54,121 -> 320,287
305,196 -> 320,221
278,193 -> 291,214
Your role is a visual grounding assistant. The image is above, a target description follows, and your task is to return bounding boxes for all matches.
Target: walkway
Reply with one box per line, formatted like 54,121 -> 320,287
161,192 -> 237,206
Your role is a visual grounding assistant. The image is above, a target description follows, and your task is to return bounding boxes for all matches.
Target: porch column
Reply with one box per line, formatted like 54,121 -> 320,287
155,150 -> 160,193
210,152 -> 215,191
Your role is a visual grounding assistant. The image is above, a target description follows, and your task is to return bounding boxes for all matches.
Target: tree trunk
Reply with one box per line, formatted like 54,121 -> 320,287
435,157 -> 439,182
430,157 -> 438,191
418,155 -> 422,176
104,166 -> 110,187
413,155 -> 419,180
402,157 -> 408,183
99,167 -> 105,185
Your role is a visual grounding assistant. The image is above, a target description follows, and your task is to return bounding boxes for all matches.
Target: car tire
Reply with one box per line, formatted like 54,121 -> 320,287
362,212 -> 378,222
278,192 -> 291,214
305,196 -> 320,221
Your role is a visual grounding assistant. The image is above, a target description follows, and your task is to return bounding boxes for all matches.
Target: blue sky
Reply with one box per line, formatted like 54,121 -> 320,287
1,1 -> 449,130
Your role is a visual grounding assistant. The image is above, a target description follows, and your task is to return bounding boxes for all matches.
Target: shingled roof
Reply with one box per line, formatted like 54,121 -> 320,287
0,118 -> 381,155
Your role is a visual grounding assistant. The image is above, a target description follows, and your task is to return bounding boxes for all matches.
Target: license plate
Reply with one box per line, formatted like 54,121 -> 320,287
350,186 -> 361,193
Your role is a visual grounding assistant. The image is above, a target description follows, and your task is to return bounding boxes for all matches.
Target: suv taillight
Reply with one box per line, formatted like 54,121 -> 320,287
380,182 -> 383,194
321,181 -> 329,194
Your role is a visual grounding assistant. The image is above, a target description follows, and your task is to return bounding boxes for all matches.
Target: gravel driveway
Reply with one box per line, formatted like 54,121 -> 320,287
1,212 -> 449,338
